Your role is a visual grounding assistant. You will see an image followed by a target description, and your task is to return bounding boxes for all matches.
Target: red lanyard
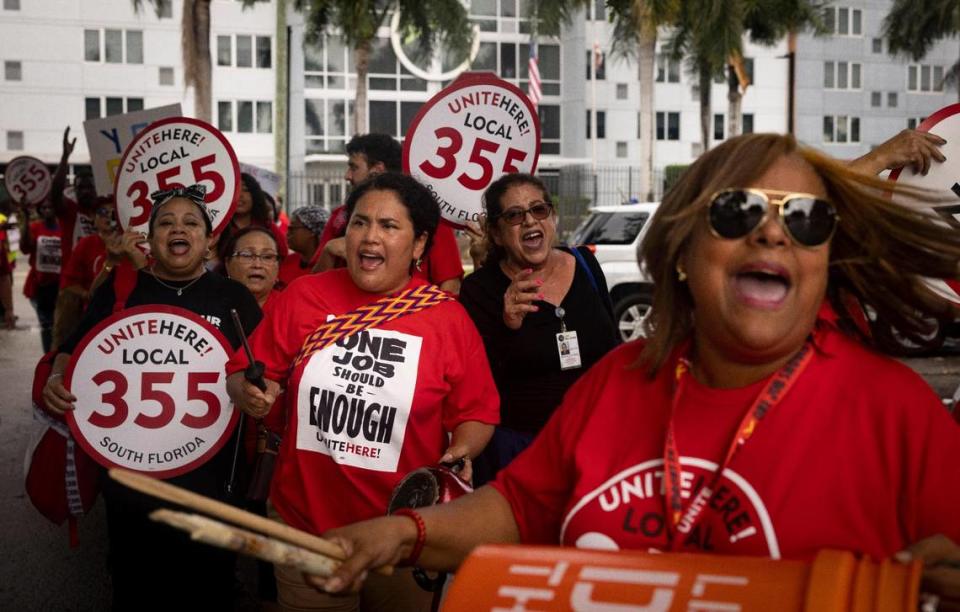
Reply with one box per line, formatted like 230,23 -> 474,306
662,342 -> 814,549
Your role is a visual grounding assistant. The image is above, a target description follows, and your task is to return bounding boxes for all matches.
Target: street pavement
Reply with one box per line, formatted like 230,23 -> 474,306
1,268 -> 958,610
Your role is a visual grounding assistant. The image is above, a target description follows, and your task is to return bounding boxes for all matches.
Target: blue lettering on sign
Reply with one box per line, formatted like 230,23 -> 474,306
100,128 -> 122,154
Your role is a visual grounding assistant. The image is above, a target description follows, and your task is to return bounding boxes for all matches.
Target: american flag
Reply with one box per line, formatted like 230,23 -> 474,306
527,40 -> 542,107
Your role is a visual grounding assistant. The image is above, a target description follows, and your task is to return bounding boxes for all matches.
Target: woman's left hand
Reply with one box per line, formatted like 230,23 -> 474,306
897,534 -> 960,609
440,445 -> 473,484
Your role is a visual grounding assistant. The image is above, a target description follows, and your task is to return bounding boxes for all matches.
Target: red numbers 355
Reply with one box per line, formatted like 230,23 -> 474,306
418,127 -> 527,191
89,370 -> 223,430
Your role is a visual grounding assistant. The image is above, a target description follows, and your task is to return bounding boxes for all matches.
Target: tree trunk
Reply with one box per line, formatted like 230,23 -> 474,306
637,21 -> 657,201
727,63 -> 741,139
699,62 -> 711,153
182,0 -> 212,122
353,41 -> 371,135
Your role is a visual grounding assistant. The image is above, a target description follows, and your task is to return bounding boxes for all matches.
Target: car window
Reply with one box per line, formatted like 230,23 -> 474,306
573,212 -> 650,245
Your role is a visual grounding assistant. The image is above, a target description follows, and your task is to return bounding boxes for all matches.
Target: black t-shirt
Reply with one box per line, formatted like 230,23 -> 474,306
459,247 -> 619,433
60,270 -> 263,505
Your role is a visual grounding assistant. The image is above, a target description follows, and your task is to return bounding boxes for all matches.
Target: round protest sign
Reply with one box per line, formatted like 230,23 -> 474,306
4,156 -> 52,205
65,305 -> 238,478
403,72 -> 540,227
114,117 -> 239,235
889,103 -> 960,304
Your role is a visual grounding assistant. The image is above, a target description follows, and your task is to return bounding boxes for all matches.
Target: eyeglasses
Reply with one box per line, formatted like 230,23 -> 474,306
707,188 -> 839,248
95,207 -> 115,218
498,201 -> 553,226
230,251 -> 280,264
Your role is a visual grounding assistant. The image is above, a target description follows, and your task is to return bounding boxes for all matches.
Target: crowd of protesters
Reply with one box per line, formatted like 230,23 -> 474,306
2,124 -> 957,612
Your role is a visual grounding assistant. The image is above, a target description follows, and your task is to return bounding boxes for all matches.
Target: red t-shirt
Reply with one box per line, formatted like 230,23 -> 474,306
226,268 -> 499,535
59,234 -> 106,292
492,321 -> 960,560
278,253 -> 312,288
317,205 -> 464,285
22,221 -> 62,298
57,195 -> 97,269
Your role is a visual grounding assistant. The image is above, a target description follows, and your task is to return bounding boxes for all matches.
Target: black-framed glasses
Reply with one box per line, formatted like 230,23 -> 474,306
707,188 -> 839,248
499,201 -> 554,226
95,207 -> 116,218
230,251 -> 280,264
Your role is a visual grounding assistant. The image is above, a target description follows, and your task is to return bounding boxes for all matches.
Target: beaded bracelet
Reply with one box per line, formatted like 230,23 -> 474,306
393,508 -> 426,567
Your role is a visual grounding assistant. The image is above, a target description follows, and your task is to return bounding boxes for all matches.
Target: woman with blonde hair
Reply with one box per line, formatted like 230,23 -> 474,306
299,133 -> 960,604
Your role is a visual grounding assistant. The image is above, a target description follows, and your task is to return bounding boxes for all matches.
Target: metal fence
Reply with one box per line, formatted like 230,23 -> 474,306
286,165 -> 666,236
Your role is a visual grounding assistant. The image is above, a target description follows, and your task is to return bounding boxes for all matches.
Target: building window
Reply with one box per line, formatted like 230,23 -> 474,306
908,64 -> 944,92
539,104 -> 561,155
586,111 -> 606,139
217,36 -> 232,66
85,97 -> 144,119
907,117 -> 926,129
158,0 -> 172,18
126,30 -> 143,64
105,29 -> 123,63
256,36 -> 271,68
823,115 -> 860,143
587,50 -> 606,80
220,100 -> 274,134
887,92 -> 898,108
591,0 -> 605,20
7,131 -> 24,150
616,83 -> 628,99
218,101 -> 233,132
743,57 -> 755,85
616,141 -> 628,158
742,113 -> 754,134
159,66 -> 174,85
872,38 -> 882,53
3,0 -> 21,10
656,111 -> 680,141
4,61 -> 21,81
236,35 -> 253,68
84,30 -> 100,62
824,6 -> 862,36
85,97 -> 101,120
870,91 -> 881,107
824,61 -> 861,89
713,114 -> 724,141
655,53 -> 680,83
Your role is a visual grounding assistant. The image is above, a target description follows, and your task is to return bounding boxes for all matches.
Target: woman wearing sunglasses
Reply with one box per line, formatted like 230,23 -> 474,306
459,173 -> 618,485
310,134 -> 960,604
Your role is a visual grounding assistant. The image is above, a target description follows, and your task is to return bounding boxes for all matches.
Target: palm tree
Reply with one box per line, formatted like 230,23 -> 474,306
608,0 -> 680,200
133,0 -> 219,122
294,0 -> 474,135
884,0 -> 960,99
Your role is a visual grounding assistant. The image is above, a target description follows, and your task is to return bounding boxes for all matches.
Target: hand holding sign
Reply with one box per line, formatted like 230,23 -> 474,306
114,117 -> 239,235
403,72 -> 540,227
4,156 -> 52,206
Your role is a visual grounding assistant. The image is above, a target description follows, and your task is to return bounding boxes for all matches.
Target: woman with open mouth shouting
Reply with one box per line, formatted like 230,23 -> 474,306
40,185 -> 263,611
227,172 -> 498,611
308,134 -> 960,608
459,173 -> 618,485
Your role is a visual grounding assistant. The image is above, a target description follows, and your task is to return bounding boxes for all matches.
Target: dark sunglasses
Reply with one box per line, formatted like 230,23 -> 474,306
499,201 -> 553,226
707,188 -> 839,248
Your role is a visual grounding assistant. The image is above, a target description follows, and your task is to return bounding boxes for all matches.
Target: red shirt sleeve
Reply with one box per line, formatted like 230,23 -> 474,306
316,205 -> 348,252
489,354 -> 608,544
439,304 -> 500,432
424,222 -> 464,285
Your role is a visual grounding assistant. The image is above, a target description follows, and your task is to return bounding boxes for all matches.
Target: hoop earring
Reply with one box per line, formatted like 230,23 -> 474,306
676,264 -> 687,282
415,257 -> 423,272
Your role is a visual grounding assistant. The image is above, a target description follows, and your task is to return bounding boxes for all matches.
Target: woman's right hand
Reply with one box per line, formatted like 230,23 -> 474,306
227,371 -> 281,418
42,373 -> 77,415
306,515 -> 419,594
502,268 -> 543,330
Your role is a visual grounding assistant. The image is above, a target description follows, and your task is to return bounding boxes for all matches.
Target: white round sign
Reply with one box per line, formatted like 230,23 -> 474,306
114,117 -> 239,235
65,305 -> 238,478
403,72 -> 541,226
889,103 -> 960,304
4,156 -> 52,205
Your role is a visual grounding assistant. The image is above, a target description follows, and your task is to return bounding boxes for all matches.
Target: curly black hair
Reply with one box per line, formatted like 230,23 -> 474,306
346,134 -> 402,172
345,172 -> 439,258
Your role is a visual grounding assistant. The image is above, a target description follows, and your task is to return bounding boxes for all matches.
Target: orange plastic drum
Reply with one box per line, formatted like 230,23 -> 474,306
441,545 -> 922,611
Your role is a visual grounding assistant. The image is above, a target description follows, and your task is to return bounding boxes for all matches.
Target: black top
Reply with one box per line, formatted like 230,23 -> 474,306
60,270 -> 263,505
460,247 -> 619,434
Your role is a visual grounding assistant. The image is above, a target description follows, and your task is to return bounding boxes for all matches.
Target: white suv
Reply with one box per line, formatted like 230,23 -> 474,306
570,203 -> 659,342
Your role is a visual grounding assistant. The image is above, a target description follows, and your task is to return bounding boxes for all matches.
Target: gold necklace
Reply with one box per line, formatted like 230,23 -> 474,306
150,267 -> 206,296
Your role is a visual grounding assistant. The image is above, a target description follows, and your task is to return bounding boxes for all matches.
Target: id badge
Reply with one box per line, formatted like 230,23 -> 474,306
556,331 -> 582,370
